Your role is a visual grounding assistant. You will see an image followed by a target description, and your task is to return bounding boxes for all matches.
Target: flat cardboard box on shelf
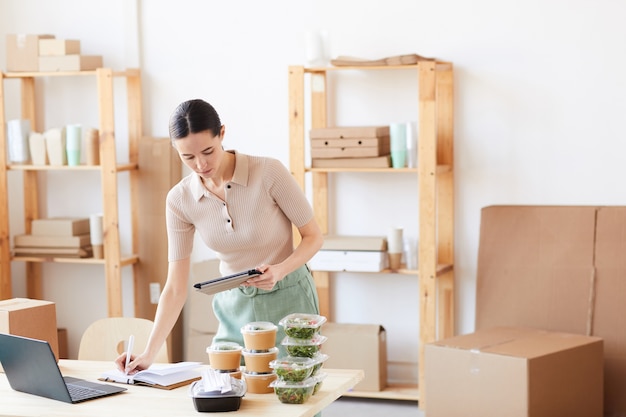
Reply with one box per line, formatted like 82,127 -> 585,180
31,217 -> 90,236
6,34 -> 55,72
38,39 -> 80,56
14,233 -> 91,248
424,326 -> 603,417
321,235 -> 387,251
311,155 -> 391,168
310,126 -> 390,139
475,205 -> 626,415
309,250 -> 388,272
0,298 -> 59,361
38,55 -> 103,72
310,142 -> 390,159
322,323 -> 387,391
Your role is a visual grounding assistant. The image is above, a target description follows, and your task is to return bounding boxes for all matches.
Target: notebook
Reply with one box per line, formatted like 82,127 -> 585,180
99,361 -> 202,390
0,333 -> 127,403
194,269 -> 262,295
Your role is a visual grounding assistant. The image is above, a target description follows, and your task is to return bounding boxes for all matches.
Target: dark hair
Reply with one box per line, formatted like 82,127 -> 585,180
168,99 -> 222,140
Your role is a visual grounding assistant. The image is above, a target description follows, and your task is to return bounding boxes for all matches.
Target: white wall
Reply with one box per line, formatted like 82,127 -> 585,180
2,0 -> 625,384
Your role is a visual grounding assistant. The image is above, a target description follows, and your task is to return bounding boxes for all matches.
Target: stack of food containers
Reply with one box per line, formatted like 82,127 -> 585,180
206,341 -> 243,379
269,313 -> 329,404
240,321 -> 279,393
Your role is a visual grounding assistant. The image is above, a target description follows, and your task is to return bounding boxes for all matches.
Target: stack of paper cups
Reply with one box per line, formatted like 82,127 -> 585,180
7,119 -> 31,163
85,128 -> 100,165
65,124 -> 82,166
388,227 -> 404,270
390,123 -> 407,169
90,213 -> 104,259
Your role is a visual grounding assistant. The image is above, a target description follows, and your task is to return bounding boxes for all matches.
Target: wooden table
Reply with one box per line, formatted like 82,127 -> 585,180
0,360 -> 364,417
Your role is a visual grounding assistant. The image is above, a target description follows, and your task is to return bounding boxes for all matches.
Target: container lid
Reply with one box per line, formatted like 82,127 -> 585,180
269,356 -> 316,371
206,341 -> 243,352
240,321 -> 278,333
189,378 -> 247,399
310,352 -> 329,366
242,347 -> 278,356
279,313 -> 327,329
242,371 -> 277,379
269,376 -> 317,389
281,334 -> 327,347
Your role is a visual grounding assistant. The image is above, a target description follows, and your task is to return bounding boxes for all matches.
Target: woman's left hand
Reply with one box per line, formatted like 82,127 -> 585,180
243,264 -> 283,291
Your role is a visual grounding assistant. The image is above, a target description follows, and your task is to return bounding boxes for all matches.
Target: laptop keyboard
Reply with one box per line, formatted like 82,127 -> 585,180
66,383 -> 107,401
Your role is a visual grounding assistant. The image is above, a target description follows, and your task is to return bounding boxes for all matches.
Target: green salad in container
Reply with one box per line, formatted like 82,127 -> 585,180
279,313 -> 327,339
269,356 -> 316,382
281,335 -> 327,358
270,377 -> 317,404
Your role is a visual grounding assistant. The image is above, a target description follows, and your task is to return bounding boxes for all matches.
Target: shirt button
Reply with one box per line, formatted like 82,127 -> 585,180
226,185 -> 231,189
227,219 -> 231,223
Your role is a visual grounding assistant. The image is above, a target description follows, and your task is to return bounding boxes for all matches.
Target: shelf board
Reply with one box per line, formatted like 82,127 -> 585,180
3,70 -> 98,78
7,163 -> 138,172
11,254 -> 139,266
306,165 -> 451,174
315,263 -> 452,277
342,383 -> 419,401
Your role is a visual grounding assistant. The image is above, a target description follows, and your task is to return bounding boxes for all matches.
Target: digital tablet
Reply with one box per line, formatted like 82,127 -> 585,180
193,269 -> 262,295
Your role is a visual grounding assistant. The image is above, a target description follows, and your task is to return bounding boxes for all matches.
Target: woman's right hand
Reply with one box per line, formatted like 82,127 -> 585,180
114,351 -> 153,375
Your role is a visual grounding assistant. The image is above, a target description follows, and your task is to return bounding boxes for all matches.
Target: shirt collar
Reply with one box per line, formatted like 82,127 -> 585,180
190,150 -> 248,201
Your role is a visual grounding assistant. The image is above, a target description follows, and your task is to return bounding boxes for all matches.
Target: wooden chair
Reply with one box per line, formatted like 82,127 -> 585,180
78,317 -> 169,363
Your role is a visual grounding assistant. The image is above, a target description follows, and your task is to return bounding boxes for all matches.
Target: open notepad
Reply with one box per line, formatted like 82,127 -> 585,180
100,362 -> 202,390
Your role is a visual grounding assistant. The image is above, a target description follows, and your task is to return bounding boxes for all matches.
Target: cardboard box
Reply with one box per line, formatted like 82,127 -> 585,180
38,39 -> 80,56
6,34 -> 55,71
0,298 -> 59,361
38,55 -> 103,72
31,217 -> 90,236
311,136 -> 390,159
310,126 -> 390,139
311,155 -> 391,169
136,137 -> 183,360
309,250 -> 388,272
57,328 -> 68,359
424,327 -> 604,417
186,331 -> 214,364
14,233 -> 91,248
475,205 -> 626,414
321,323 -> 387,391
322,235 -> 387,251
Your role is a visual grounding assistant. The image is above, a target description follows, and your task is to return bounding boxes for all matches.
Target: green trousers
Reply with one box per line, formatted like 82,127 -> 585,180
211,264 -> 320,357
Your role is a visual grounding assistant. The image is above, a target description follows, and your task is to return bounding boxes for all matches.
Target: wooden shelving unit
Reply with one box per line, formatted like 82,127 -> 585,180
288,62 -> 454,403
0,68 -> 142,317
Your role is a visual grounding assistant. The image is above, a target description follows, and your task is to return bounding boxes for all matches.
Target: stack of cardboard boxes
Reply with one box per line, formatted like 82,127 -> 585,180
310,126 -> 391,168
6,34 -> 103,72
308,235 -> 388,272
13,217 -> 92,258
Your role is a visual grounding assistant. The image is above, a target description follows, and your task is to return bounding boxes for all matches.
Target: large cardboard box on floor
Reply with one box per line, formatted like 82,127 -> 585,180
475,205 -> 626,415
0,298 -> 59,361
321,323 -> 387,391
424,327 -> 604,417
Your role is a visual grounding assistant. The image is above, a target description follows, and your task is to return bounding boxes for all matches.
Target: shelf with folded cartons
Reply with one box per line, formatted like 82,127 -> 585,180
288,61 -> 454,404
0,68 -> 142,317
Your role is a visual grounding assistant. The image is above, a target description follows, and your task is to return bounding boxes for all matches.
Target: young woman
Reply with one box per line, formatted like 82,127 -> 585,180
117,99 -> 322,373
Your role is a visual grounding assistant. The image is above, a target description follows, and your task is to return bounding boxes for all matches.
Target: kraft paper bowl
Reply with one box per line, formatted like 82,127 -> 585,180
206,342 -> 243,371
240,321 -> 278,351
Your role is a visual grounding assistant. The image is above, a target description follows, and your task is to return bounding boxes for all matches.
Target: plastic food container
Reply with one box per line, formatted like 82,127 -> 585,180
279,313 -> 327,339
311,372 -> 327,395
269,356 -> 316,382
242,371 -> 277,394
281,335 -> 327,358
240,321 -> 278,351
189,378 -> 246,412
206,342 -> 243,371
270,377 -> 317,404
310,352 -> 329,376
242,347 -> 278,373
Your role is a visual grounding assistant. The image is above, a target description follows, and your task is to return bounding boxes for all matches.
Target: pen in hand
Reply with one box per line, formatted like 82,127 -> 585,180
124,335 -> 134,375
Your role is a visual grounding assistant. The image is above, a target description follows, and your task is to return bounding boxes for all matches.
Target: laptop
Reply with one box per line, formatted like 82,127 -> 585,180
0,333 -> 127,403
194,269 -> 262,295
